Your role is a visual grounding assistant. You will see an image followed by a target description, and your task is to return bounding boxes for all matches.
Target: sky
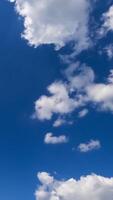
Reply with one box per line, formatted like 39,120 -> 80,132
1,0 -> 113,199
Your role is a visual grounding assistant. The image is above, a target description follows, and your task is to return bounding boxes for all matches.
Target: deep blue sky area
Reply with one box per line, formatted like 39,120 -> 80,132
1,1 -> 113,200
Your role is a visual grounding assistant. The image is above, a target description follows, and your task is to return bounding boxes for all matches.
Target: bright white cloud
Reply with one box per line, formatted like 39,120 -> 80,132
38,172 -> 54,185
34,63 -> 94,121
78,139 -> 101,152
66,64 -> 113,113
44,133 -> 68,144
34,62 -> 113,122
34,81 -> 80,121
10,0 -> 91,52
35,172 -> 113,200
87,82 -> 113,112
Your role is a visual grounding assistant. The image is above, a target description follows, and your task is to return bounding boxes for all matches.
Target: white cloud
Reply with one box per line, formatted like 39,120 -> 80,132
9,0 -> 113,120
34,81 -> 80,121
99,5 -> 113,36
64,62 -> 95,91
35,172 -> 113,200
85,69 -> 113,112
53,118 -> 73,127
10,0 -> 91,52
65,63 -> 113,113
44,133 -> 68,144
38,172 -> 54,185
78,139 -> 101,152
102,5 -> 113,32
53,118 -> 66,127
34,63 -> 95,122
78,108 -> 88,118
87,81 -> 113,112
34,61 -> 113,123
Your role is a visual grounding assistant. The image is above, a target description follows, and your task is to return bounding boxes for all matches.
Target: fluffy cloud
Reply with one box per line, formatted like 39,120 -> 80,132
34,62 -> 113,122
44,133 -> 68,144
65,63 -> 113,113
10,0 -> 91,52
34,81 -> 81,121
35,172 -> 113,200
64,62 -> 95,90
84,68 -> 113,112
87,75 -> 113,112
38,172 -> 54,185
78,139 -> 101,152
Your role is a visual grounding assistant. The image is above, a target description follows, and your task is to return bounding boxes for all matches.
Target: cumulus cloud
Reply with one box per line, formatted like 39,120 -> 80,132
77,68 -> 113,112
38,172 -> 54,185
78,139 -> 101,152
34,62 -> 113,123
87,81 -> 113,112
34,81 -> 81,121
64,62 -> 95,90
10,0 -> 91,52
65,63 -> 113,113
35,172 -> 113,200
44,133 -> 68,144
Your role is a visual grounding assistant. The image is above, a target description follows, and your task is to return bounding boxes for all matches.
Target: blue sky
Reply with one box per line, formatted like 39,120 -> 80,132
1,0 -> 113,200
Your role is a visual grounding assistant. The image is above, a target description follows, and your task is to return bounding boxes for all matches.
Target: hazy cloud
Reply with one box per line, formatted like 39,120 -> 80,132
78,139 -> 101,152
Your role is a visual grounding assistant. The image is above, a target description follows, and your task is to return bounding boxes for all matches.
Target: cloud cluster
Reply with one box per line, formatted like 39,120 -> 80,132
10,0 -> 91,52
34,62 -> 113,124
36,172 -> 113,200
44,133 -> 68,144
9,1 -> 113,121
78,139 -> 101,152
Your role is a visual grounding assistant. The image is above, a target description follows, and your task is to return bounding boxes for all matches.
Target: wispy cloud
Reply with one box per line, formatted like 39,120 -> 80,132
78,139 -> 101,153
78,109 -> 89,118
